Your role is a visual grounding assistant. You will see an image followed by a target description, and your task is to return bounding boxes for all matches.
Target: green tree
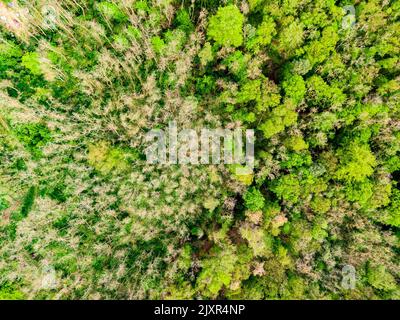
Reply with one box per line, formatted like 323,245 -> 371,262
196,246 -> 238,298
207,5 -> 244,47
282,74 -> 306,104
335,143 -> 377,182
243,187 -> 265,211
270,174 -> 301,203
367,265 -> 397,291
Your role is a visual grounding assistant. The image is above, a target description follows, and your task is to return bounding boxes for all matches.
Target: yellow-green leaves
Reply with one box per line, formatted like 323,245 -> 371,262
246,16 -> 276,52
196,246 -> 238,298
207,5 -> 244,48
198,42 -> 213,66
243,187 -> 265,211
284,136 -> 308,152
367,265 -> 397,291
87,142 -> 130,175
240,225 -> 273,257
282,74 -> 306,104
335,143 -> 377,182
97,2 -> 127,22
21,52 -> 42,75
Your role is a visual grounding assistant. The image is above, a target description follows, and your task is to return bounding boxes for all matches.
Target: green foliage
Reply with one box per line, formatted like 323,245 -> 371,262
310,195 -> 331,214
380,189 -> 400,227
345,181 -> 374,207
175,9 -> 194,34
87,142 -> 131,175
284,136 -> 308,152
243,187 -> 265,211
240,225 -> 273,257
223,51 -> 249,80
151,36 -> 166,54
20,186 -> 36,218
0,0 -> 398,301
0,40 -> 22,75
14,123 -> 51,157
207,5 -> 244,48
270,174 -> 301,203
198,42 -> 214,66
259,100 -> 298,138
306,75 -> 346,108
367,265 -> 397,291
21,52 -> 42,75
196,246 -> 237,298
237,79 -> 261,103
0,284 -> 25,300
248,0 -> 264,11
97,2 -> 128,22
304,26 -> 340,66
277,20 -> 304,55
246,17 -> 276,52
0,196 -> 9,212
335,144 -> 377,182
280,152 -> 312,169
281,276 -> 306,299
282,74 -> 306,104
195,75 -> 215,95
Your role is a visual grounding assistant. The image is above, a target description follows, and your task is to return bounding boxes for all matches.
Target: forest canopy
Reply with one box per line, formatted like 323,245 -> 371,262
0,0 -> 399,300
